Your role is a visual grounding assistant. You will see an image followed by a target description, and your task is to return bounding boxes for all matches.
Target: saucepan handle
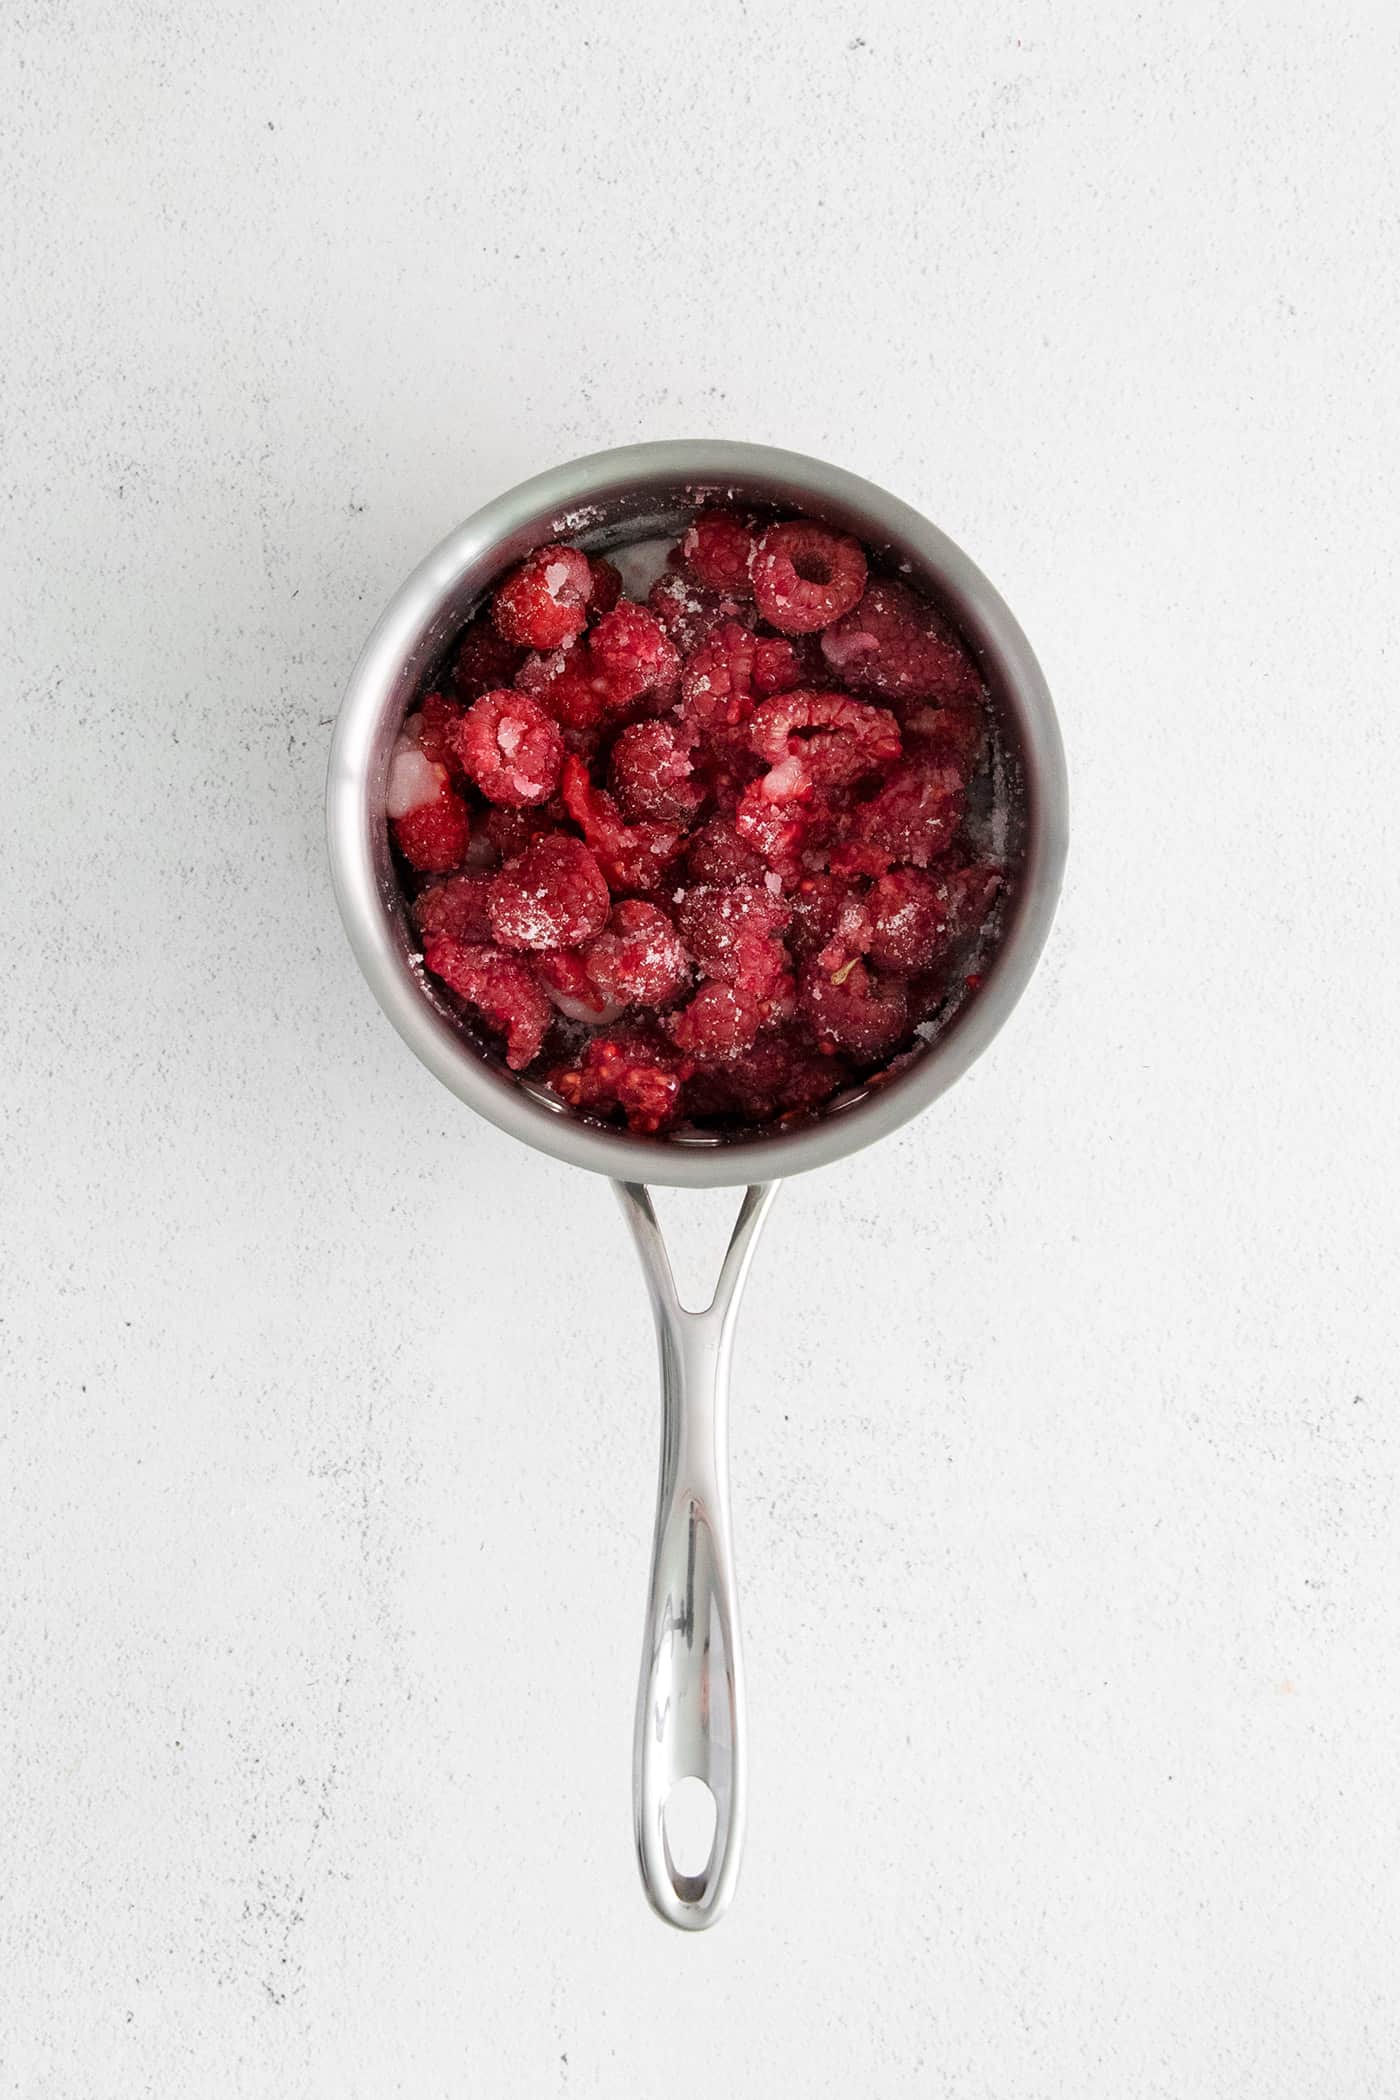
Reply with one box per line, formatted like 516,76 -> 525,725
614,1180 -> 778,1931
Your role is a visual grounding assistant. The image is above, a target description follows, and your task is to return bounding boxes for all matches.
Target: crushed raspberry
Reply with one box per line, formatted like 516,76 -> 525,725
820,579 -> 982,707
588,602 -> 681,707
588,557 -> 623,615
561,754 -> 683,894
648,571 -> 753,655
749,690 -> 901,788
684,816 -> 768,888
751,521 -> 867,634
455,690 -> 564,808
486,833 -> 610,951
392,510 -> 1015,1127
799,956 -> 910,1059
581,900 -> 691,1009
411,872 -> 494,945
421,936 -> 551,1070
452,616 -> 526,700
492,543 -> 594,650
679,510 -> 757,596
553,1030 -> 684,1133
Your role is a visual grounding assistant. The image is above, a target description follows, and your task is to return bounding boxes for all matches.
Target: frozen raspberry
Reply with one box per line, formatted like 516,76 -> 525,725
411,872 -> 494,945
417,691 -> 467,776
481,802 -> 555,865
455,690 -> 563,808
676,886 -> 791,996
387,737 -> 471,873
820,580 -> 982,707
903,700 -> 987,772
554,1030 -> 684,1133
680,621 -> 759,724
582,900 -> 691,1009
492,543 -> 593,650
684,816 -> 768,888
589,557 -> 623,615
452,616 -> 526,700
588,602 -> 681,707
561,755 -> 684,895
421,937 -> 551,1070
799,956 -> 909,1060
487,834 -> 610,952
609,719 -> 704,824
751,634 -> 813,697
664,981 -> 762,1063
678,510 -> 757,596
535,950 -> 625,1026
517,644 -> 612,734
751,520 -> 867,634
832,759 -> 967,874
733,775 -> 810,872
786,873 -> 867,959
648,571 -> 753,655
749,690 -> 902,788
865,869 -> 955,973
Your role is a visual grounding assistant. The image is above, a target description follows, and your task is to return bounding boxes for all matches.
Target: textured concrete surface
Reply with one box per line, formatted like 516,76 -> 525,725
3,3 -> 1399,2094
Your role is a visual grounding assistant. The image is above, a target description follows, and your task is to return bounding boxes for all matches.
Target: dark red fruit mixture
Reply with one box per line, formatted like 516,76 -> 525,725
390,506 -> 1015,1135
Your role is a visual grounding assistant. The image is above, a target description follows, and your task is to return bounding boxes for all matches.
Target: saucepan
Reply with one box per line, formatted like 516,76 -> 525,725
326,440 -> 1067,1930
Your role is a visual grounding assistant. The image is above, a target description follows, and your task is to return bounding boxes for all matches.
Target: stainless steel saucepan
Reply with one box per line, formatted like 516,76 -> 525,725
326,440 -> 1068,1930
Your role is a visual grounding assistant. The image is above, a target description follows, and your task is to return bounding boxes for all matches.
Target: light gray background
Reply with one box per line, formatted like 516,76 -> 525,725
4,3 -> 1398,2095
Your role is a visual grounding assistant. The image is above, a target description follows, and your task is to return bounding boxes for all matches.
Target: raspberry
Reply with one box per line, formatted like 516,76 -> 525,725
799,955 -> 909,1060
455,690 -> 564,808
680,620 -> 759,728
832,758 -> 967,874
749,690 -> 902,788
678,510 -> 757,596
452,616 -> 526,700
588,602 -> 681,707
865,869 -> 954,973
561,754 -> 684,895
554,1030 -> 684,1133
786,873 -> 868,959
751,521 -> 867,634
751,634 -> 812,697
903,701 -> 987,772
582,900 -> 691,1009
685,1039 -> 848,1123
648,571 -> 753,655
664,981 -> 762,1063
535,949 -> 625,1026
416,691 -> 467,776
486,834 -> 610,952
421,936 -> 551,1070
589,557 -> 623,615
387,738 -> 471,873
819,580 -> 982,707
609,719 -> 704,824
684,816 -> 768,888
675,886 -> 791,998
517,644 -> 613,733
411,872 -> 494,945
493,543 -> 593,650
481,802 -> 555,865
733,776 -> 809,872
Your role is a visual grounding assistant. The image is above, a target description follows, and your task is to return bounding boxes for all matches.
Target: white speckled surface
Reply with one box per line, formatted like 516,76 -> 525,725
4,3 -> 1400,2093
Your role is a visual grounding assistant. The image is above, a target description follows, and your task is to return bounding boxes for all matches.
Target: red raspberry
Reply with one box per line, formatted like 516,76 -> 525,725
751,520 -> 867,634
582,900 -> 691,1009
664,981 -> 763,1063
680,620 -> 758,726
421,936 -> 551,1070
589,557 -> 623,615
648,571 -> 754,656
684,816 -> 768,888
733,776 -> 809,872
819,580 -> 983,707
683,1038 -> 847,1124
416,691 -> 467,776
609,719 -> 704,824
675,886 -> 791,996
492,543 -> 594,650
411,872 -> 494,945
832,758 -> 967,874
561,755 -> 684,895
535,949 -> 625,1025
751,634 -> 812,697
903,701 -> 987,772
678,510 -> 757,596
554,1030 -> 684,1134
387,740 -> 471,873
517,644 -> 613,733
588,602 -> 681,707
481,802 -> 555,865
455,690 -> 564,808
749,690 -> 902,788
799,955 -> 909,1060
487,834 -> 610,952
786,873 -> 868,959
452,616 -> 526,700
864,869 -> 955,973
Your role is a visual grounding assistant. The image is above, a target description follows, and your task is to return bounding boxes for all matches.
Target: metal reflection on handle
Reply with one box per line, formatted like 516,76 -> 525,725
616,1180 -> 778,1931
